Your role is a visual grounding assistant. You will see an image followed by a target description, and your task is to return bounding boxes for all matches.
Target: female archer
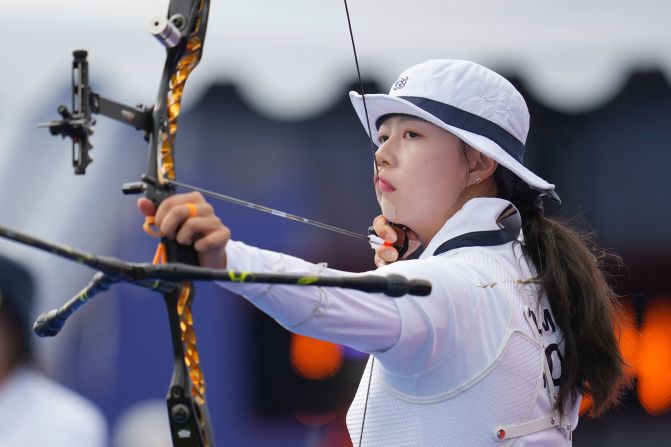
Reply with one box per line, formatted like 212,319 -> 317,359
138,59 -> 627,446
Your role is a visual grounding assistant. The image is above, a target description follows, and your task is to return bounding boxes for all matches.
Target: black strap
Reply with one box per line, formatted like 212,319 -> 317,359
432,228 -> 517,256
432,204 -> 521,256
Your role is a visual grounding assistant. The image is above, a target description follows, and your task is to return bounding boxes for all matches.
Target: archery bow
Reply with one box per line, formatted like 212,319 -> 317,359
124,2 -> 213,445
21,1 -> 416,446
39,1 -> 216,445
135,2 -> 214,445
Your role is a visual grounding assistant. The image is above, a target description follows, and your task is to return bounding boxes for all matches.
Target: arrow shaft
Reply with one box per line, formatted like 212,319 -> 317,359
167,178 -> 370,241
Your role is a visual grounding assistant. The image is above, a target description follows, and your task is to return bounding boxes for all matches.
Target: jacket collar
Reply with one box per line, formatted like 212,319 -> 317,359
419,198 -> 522,259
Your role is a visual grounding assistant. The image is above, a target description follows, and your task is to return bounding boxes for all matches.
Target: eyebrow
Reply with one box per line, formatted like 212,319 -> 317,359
399,115 -> 427,123
376,114 -> 429,129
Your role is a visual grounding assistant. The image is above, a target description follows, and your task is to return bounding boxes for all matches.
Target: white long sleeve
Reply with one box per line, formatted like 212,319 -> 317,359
219,238 -> 494,378
219,239 -> 402,354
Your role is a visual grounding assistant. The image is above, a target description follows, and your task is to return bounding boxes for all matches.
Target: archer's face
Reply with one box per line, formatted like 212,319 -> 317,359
374,115 -> 469,244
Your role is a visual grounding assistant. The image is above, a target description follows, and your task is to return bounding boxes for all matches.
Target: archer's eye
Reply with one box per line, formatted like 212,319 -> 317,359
378,134 -> 389,144
404,131 -> 419,139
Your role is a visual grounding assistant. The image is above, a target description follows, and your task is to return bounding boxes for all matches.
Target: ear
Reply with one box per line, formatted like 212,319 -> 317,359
464,146 -> 498,183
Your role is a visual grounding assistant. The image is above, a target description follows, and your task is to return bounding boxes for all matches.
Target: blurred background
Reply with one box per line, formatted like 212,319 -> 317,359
1,0 -> 670,445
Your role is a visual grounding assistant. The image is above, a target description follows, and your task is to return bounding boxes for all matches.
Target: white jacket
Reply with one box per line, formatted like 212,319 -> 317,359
220,197 -> 580,446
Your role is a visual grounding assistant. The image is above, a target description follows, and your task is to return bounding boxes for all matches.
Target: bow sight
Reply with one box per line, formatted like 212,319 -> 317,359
38,9 -> 196,176
38,50 -> 154,175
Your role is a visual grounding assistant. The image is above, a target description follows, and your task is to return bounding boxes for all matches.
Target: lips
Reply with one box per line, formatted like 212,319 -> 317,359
374,174 -> 396,193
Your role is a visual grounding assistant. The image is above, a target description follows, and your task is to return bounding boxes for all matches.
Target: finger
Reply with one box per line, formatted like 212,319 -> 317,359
160,202 -> 213,239
174,215 -> 223,245
372,214 -> 388,229
372,215 -> 397,243
376,244 -> 399,264
194,230 -> 231,269
193,226 -> 231,254
137,198 -> 157,217
374,253 -> 386,268
155,192 -> 208,227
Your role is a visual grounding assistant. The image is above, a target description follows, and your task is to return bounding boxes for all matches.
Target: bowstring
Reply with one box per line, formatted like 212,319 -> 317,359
343,0 -> 379,176
342,1 -> 376,445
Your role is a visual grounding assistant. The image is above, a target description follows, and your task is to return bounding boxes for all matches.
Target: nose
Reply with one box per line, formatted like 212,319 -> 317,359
374,139 -> 396,170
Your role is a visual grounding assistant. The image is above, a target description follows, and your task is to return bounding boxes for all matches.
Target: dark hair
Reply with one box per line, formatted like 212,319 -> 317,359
0,254 -> 35,368
495,167 -> 629,417
0,299 -> 33,367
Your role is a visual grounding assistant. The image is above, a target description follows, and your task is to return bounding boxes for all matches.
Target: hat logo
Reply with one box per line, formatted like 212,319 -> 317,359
392,76 -> 408,90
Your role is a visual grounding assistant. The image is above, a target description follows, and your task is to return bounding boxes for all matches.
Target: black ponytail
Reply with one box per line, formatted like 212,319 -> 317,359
497,167 -> 629,417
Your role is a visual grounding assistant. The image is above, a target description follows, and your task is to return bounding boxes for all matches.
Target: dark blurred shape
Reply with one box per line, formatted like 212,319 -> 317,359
251,310 -> 363,416
0,253 -> 35,367
0,253 -> 108,447
513,71 -> 671,256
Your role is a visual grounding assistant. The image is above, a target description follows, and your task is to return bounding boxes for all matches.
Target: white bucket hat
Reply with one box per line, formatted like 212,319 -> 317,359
350,59 -> 559,202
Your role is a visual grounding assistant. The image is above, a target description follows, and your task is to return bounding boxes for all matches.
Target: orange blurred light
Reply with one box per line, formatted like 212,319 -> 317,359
581,299 -> 638,418
290,333 -> 344,380
615,299 -> 639,378
637,296 -> 671,415
579,393 -> 594,416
